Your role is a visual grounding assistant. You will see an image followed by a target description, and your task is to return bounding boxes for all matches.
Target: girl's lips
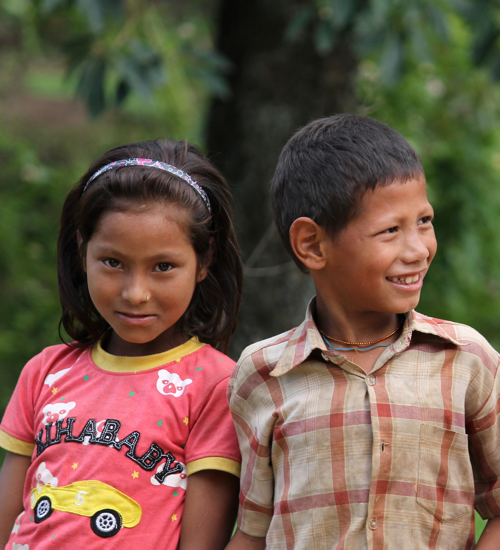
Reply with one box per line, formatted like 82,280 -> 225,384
116,312 -> 157,326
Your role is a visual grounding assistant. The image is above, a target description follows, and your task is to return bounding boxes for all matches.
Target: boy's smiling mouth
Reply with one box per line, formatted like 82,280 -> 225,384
387,274 -> 420,285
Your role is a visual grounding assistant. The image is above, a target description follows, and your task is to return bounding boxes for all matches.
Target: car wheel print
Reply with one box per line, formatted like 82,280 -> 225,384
34,496 -> 53,523
90,509 -> 122,537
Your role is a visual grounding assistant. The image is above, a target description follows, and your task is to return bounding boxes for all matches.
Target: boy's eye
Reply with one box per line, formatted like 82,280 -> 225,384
419,216 -> 433,224
103,259 -> 122,268
383,226 -> 398,234
153,262 -> 173,272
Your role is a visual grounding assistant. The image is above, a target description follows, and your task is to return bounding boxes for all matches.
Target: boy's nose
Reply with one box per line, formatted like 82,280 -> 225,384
401,231 -> 432,264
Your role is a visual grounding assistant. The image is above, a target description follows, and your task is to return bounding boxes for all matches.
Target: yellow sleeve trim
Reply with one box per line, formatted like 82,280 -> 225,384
0,430 -> 34,456
186,457 -> 241,478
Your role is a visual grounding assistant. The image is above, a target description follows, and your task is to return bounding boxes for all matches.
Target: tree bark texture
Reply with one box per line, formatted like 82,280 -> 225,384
207,0 -> 358,357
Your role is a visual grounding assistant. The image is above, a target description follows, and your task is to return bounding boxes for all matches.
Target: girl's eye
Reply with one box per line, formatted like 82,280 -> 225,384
419,216 -> 433,224
103,259 -> 122,268
153,262 -> 172,272
383,226 -> 398,234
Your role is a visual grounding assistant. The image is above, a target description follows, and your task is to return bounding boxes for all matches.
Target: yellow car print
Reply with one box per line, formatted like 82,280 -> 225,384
30,480 -> 142,538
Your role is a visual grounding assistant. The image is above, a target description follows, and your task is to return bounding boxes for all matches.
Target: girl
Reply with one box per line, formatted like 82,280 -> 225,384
0,139 -> 243,549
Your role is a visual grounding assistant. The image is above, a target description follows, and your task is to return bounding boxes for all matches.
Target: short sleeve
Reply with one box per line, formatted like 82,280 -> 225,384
468,354 -> 500,519
228,354 -> 275,538
184,375 -> 241,478
0,353 -> 43,449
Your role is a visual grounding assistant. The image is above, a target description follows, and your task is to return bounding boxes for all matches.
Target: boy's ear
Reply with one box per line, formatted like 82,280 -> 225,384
289,217 -> 328,271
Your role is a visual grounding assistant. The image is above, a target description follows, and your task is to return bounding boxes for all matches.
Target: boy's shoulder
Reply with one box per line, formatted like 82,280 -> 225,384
411,310 -> 499,370
412,311 -> 497,348
232,324 -> 305,385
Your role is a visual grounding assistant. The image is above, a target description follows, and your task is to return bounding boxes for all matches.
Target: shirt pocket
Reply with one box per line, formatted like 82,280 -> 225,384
416,424 -> 475,522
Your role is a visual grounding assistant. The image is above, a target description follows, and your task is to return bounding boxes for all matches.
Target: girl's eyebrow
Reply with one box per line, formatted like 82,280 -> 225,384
91,245 -> 185,262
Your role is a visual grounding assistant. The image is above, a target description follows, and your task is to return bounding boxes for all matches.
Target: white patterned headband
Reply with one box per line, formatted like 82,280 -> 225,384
82,158 -> 212,214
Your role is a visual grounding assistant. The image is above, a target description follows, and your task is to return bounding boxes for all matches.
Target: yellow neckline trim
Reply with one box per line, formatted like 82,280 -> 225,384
91,337 -> 205,373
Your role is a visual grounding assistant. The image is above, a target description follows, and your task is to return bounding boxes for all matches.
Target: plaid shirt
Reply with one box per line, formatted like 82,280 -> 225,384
228,301 -> 500,549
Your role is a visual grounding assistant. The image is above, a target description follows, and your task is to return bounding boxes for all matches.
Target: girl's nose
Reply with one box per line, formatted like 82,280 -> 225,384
122,276 -> 149,305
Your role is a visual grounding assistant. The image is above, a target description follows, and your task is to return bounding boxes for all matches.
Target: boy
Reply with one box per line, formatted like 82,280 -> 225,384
227,115 -> 500,549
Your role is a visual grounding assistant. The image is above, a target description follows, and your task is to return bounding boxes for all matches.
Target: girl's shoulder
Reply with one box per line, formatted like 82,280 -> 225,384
157,341 -> 237,405
19,343 -> 91,387
180,342 -> 236,382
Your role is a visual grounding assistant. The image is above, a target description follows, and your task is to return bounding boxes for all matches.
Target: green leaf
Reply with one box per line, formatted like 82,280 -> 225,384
64,33 -> 94,74
329,0 -> 357,28
472,20 -> 500,65
314,19 -> 337,54
490,51 -> 500,81
76,0 -> 104,34
410,25 -> 431,62
115,42 -> 164,100
368,0 -> 393,28
426,4 -> 449,41
76,57 -> 106,116
380,31 -> 404,85
39,0 -> 66,14
285,7 -> 315,41
115,79 -> 130,106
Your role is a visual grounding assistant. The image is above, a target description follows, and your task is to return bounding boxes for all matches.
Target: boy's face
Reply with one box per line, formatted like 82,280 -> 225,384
319,176 -> 436,315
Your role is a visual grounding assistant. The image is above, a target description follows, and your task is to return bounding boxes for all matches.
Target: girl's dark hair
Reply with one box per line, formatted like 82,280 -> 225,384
271,114 -> 424,272
58,139 -> 242,353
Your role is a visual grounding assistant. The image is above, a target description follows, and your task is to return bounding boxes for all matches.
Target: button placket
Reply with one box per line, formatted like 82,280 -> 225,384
366,374 -> 376,386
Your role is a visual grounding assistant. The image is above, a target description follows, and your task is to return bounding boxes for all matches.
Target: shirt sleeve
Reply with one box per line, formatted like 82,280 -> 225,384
468,354 -> 500,519
184,375 -> 241,478
228,353 -> 275,538
0,353 -> 43,449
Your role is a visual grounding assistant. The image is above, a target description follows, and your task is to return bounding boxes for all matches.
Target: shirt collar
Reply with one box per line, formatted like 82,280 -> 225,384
271,298 -> 465,377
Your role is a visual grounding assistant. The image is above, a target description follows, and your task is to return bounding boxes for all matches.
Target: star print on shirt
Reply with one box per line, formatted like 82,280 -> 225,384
129,391 -> 135,396
72,463 -> 78,470
158,420 -> 163,426
171,514 -> 178,521
83,375 -> 89,381
51,387 -> 58,395
132,471 -> 139,479
173,491 -> 179,497
183,417 -> 189,425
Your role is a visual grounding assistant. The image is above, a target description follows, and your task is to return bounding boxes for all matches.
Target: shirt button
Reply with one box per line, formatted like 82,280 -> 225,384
366,374 -> 376,386
368,517 -> 378,530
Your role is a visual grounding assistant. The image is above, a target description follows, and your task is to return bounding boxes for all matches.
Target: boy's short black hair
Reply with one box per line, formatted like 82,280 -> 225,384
271,114 -> 424,271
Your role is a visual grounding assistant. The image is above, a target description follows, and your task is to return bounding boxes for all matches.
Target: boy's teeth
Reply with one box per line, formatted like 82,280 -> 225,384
388,274 -> 419,284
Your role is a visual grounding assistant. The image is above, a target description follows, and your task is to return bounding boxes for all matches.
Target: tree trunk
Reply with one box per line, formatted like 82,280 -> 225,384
207,0 -> 358,357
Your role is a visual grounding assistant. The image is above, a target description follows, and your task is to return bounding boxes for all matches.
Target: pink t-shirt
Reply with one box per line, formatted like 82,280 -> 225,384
0,338 -> 240,549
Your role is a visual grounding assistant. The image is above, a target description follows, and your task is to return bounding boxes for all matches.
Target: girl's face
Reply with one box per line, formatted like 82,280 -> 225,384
84,202 -> 206,356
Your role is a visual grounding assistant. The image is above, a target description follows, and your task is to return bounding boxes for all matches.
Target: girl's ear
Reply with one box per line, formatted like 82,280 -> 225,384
196,237 -> 214,283
289,217 -> 328,271
77,231 -> 87,272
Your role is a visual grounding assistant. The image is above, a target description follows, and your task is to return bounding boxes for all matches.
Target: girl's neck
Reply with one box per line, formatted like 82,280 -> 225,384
103,327 -> 189,357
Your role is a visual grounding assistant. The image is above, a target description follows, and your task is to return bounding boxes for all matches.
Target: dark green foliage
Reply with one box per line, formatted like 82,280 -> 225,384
0,131 -> 65,413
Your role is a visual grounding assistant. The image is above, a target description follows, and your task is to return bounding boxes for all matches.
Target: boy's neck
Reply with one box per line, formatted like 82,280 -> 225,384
314,294 -> 402,346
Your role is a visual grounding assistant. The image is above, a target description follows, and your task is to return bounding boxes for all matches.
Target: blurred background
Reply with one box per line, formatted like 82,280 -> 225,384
2,3 -> 500,522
